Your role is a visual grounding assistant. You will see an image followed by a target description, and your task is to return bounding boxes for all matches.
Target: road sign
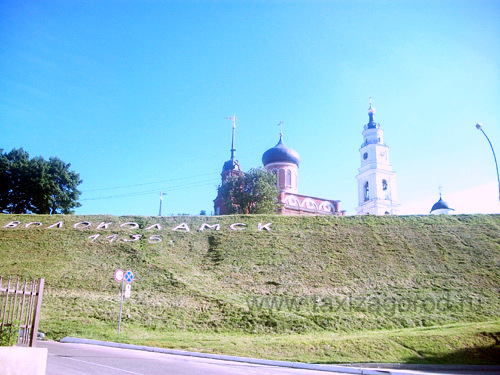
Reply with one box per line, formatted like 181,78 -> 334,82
124,283 -> 131,298
124,270 -> 134,283
114,269 -> 124,282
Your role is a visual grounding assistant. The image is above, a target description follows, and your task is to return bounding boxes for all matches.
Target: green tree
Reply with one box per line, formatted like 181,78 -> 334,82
219,167 -> 279,214
0,148 -> 82,214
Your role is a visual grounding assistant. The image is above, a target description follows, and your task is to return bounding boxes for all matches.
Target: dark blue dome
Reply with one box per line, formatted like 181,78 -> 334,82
262,136 -> 300,166
430,197 -> 454,213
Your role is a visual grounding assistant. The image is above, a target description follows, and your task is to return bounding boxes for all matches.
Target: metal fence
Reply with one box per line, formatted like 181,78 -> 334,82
0,276 -> 44,347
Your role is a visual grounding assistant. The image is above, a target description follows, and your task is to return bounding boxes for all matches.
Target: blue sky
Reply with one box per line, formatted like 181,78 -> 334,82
1,0 -> 499,216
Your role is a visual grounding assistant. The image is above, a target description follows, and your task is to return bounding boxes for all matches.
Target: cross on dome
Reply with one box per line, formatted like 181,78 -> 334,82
368,97 -> 376,114
278,120 -> 284,138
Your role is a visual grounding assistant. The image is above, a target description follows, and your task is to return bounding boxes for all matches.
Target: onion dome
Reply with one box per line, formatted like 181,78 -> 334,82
430,196 -> 454,214
262,134 -> 300,166
366,97 -> 380,129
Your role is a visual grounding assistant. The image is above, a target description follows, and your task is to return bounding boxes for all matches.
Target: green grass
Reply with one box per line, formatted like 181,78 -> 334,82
42,320 -> 500,365
1,214 -> 499,364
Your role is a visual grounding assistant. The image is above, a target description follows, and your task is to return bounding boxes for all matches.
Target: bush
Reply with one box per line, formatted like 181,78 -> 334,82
0,322 -> 19,346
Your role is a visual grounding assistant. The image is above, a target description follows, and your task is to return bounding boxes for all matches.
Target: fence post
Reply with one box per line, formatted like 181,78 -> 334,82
29,278 -> 44,347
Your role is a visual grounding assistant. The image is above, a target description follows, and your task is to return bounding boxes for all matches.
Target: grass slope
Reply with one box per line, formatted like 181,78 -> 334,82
1,214 -> 499,364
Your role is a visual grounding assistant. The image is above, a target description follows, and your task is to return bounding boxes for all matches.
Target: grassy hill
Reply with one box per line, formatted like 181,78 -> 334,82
1,213 -> 499,364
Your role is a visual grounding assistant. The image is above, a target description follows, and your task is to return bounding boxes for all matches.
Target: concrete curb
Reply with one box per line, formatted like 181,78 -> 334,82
59,336 -> 498,375
345,363 -> 500,372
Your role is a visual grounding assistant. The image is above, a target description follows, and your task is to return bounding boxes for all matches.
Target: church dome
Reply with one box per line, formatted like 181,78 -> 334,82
430,196 -> 454,214
366,98 -> 380,129
262,135 -> 300,166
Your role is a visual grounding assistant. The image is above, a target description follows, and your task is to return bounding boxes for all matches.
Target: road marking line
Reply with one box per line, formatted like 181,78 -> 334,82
51,354 -> 144,375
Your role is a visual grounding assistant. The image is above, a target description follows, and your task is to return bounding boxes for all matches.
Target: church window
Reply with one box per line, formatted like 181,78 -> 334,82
364,182 -> 370,201
363,152 -> 368,160
382,179 -> 390,199
286,170 -> 292,187
279,169 -> 285,187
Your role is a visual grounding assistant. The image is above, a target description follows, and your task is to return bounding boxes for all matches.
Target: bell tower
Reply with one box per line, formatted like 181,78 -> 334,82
356,99 -> 399,215
214,115 -> 243,215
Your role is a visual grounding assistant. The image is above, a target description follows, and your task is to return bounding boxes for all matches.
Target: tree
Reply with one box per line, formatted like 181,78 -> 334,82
218,167 -> 280,214
0,148 -> 82,214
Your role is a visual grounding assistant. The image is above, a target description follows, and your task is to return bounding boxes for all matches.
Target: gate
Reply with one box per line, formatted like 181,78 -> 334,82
0,276 -> 44,347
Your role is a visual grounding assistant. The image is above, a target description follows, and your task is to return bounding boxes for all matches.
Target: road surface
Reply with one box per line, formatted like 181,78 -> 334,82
40,341 -> 352,375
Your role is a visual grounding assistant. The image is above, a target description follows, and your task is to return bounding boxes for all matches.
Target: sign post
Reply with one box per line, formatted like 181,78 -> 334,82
115,269 -> 133,334
124,283 -> 132,298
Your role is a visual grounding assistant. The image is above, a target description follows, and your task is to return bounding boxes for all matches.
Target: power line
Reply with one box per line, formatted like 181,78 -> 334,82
81,178 -> 219,201
84,172 -> 219,192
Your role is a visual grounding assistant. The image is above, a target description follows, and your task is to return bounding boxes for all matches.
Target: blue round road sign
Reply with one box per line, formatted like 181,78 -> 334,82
124,270 -> 134,283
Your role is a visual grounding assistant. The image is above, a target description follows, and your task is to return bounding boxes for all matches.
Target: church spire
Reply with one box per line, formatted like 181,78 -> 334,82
221,115 -> 241,173
225,115 -> 237,161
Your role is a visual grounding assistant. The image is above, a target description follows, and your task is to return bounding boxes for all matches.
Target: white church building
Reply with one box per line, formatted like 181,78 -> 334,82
356,99 -> 400,215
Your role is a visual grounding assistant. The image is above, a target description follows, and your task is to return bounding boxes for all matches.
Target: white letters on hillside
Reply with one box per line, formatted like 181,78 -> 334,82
4,221 -> 21,228
74,222 -> 91,229
25,222 -> 42,228
199,223 -> 220,231
172,223 -> 190,232
258,223 -> 272,231
120,222 -> 139,230
2,219 -> 273,243
96,222 -> 113,229
47,221 -> 63,229
229,223 -> 246,231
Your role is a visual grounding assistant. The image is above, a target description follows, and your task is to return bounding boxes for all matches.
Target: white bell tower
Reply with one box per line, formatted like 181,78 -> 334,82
356,99 -> 399,215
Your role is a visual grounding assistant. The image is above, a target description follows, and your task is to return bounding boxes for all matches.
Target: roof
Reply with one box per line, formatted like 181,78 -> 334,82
262,135 -> 300,166
430,196 -> 454,213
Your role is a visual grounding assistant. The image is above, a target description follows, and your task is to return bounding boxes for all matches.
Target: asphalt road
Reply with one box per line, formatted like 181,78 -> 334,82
40,341 -> 353,375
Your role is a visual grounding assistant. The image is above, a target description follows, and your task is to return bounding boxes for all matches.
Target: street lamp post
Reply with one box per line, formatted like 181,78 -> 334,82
476,123 -> 500,202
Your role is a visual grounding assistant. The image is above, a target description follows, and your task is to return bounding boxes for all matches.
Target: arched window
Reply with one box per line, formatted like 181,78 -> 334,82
382,179 -> 390,200
278,169 -> 285,187
271,169 -> 278,180
286,170 -> 292,187
364,182 -> 370,201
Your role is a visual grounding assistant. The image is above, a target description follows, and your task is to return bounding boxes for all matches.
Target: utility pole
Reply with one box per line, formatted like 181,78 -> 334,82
159,192 -> 164,216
